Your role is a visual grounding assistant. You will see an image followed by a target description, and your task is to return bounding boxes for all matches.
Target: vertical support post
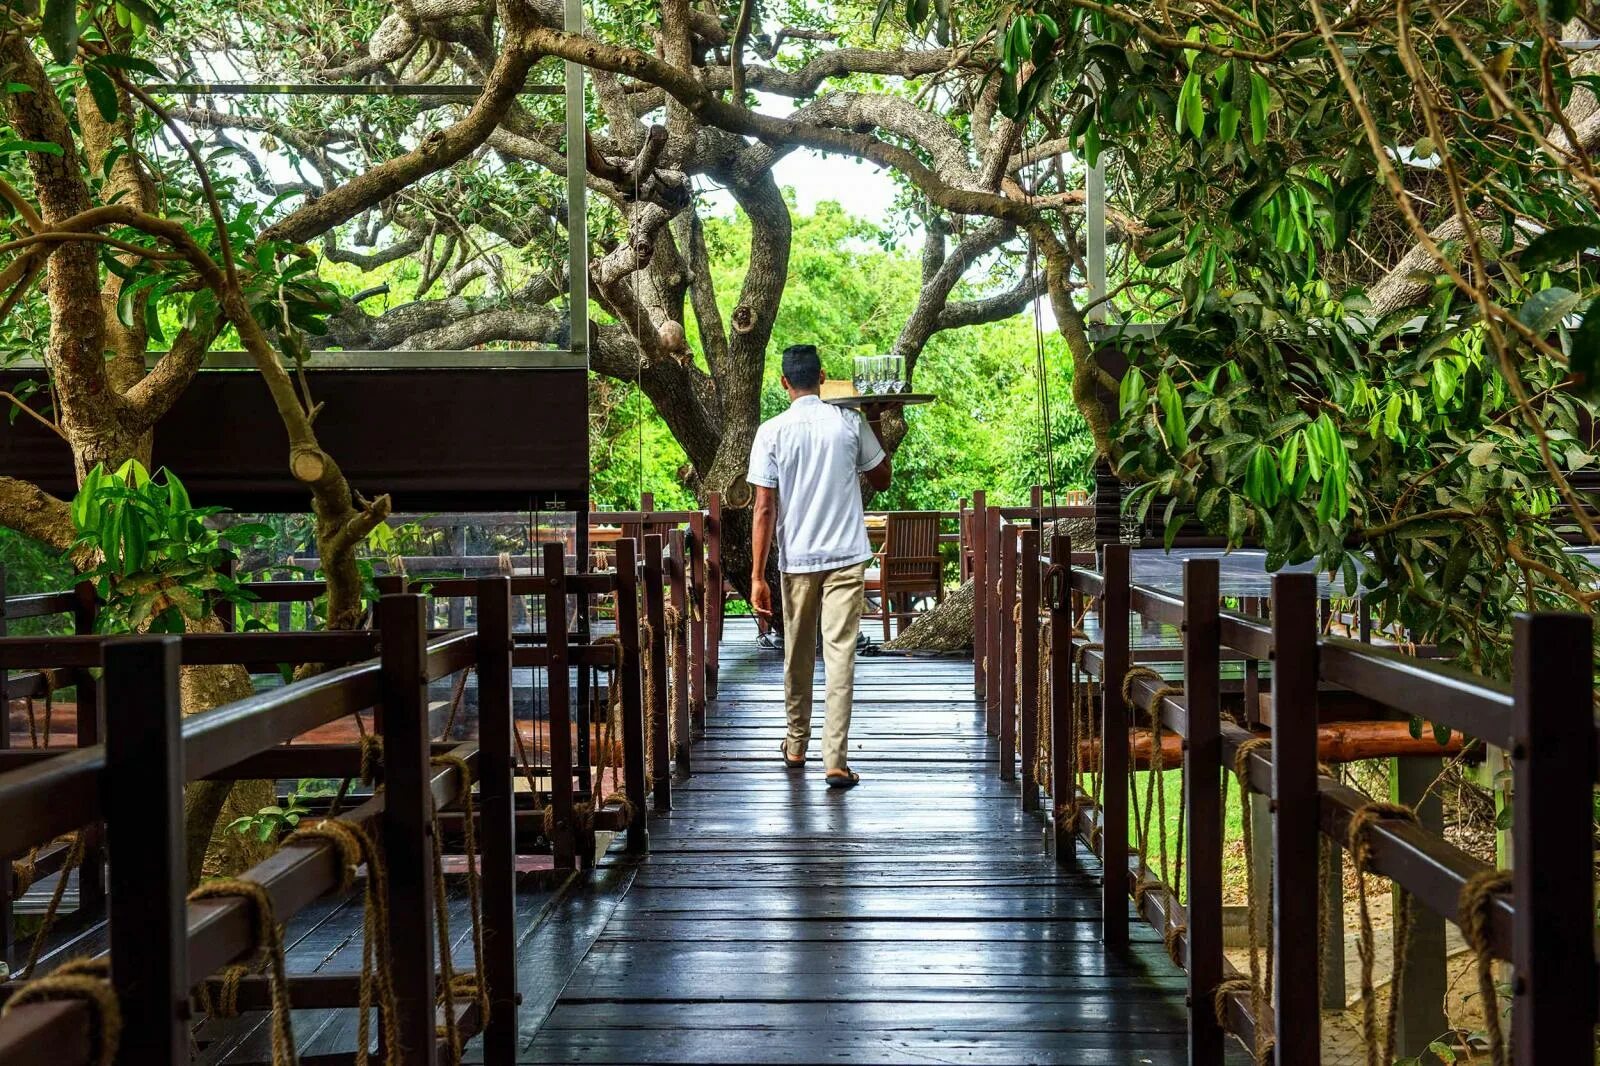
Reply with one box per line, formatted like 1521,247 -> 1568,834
0,563 -> 10,953
1086,158 -> 1107,323
958,499 -> 971,582
1019,529 -> 1040,810
104,636 -> 186,1066
643,535 -> 670,812
1049,535 -> 1075,863
1270,572 -> 1320,1063
985,506 -> 1002,738
705,492 -> 723,698
1182,559 -> 1224,1066
541,544 -> 577,871
688,515 -> 708,734
563,0 -> 588,361
1511,611 -> 1597,1063
972,490 -> 988,698
475,577 -> 517,1064
1100,543 -> 1130,946
998,525 -> 1018,778
613,539 -> 648,852
1321,844 -> 1346,1010
379,593 -> 439,1066
1390,755 -> 1448,1056
1029,484 -> 1044,527
72,581 -> 104,917
667,529 -> 692,779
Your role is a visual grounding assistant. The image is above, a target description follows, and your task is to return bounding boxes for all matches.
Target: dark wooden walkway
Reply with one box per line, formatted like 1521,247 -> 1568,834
518,619 -> 1206,1065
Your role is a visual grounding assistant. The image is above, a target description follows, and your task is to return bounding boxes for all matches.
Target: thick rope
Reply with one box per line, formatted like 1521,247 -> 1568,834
284,818 -> 399,1065
663,605 -> 686,753
1065,641 -> 1104,845
1228,737 -> 1275,1064
1212,975 -> 1252,1033
1348,800 -> 1420,1066
17,833 -> 84,980
438,667 -> 473,742
430,754 -> 489,1065
1458,868 -> 1512,1066
2,956 -> 120,1066
1033,618 -> 1053,787
639,619 -> 658,787
187,878 -> 297,1066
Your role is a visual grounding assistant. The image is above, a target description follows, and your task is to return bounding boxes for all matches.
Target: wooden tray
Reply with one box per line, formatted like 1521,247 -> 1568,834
824,393 -> 936,409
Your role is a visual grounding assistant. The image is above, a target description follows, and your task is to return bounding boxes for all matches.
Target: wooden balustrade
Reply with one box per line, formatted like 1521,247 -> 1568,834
0,537 -> 663,1064
970,502 -> 1598,1063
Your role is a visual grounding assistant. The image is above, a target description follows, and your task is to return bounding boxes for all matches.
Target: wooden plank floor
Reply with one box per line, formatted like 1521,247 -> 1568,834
524,618 -> 1221,1065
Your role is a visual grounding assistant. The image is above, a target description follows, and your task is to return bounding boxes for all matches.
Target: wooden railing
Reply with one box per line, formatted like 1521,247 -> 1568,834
0,539 -> 664,1063
977,522 -> 1597,1063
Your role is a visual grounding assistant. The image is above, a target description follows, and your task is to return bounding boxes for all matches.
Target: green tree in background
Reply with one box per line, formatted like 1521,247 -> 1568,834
590,199 -> 1092,513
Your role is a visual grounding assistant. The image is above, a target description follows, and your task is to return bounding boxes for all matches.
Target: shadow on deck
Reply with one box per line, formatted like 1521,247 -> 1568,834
510,617 -> 1222,1065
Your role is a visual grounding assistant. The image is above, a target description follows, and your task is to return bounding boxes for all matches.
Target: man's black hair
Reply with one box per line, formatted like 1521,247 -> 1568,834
781,344 -> 822,390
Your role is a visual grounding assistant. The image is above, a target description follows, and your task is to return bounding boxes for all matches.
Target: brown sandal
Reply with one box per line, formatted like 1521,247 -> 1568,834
826,769 -> 860,789
780,743 -> 805,769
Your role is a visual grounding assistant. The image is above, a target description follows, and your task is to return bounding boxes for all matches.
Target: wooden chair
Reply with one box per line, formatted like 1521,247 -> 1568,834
868,513 -> 944,641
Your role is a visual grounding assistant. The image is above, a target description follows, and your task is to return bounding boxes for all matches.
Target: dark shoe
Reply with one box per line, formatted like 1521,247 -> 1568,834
781,743 -> 805,769
825,769 -> 860,789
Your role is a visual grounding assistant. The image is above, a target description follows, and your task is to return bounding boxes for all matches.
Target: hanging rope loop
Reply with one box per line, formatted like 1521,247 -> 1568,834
2,957 -> 120,1066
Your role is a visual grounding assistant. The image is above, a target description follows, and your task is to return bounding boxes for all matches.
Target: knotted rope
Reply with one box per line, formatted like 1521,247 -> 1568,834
1060,640 -> 1104,845
1457,867 -> 1512,1066
593,635 -> 626,798
187,878 -> 296,1066
1348,800 -> 1419,1066
13,833 -> 85,981
429,754 -> 489,1065
1222,736 -> 1275,1064
284,818 -> 399,1065
1032,619 -> 1053,787
639,619 -> 659,787
1120,666 -> 1187,967
438,667 -> 473,742
663,605 -> 687,750
2,956 -> 120,1066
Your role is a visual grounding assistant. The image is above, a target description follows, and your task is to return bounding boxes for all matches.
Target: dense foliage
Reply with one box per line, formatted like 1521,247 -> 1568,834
949,0 -> 1600,674
591,201 -> 1093,512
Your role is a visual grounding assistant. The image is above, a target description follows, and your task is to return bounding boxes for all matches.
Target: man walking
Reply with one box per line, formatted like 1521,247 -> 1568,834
748,344 -> 892,789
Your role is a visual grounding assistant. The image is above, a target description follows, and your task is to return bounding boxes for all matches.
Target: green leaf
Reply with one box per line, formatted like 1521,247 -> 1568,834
1519,224 -> 1600,271
1431,720 -> 1453,746
0,138 -> 64,157
1141,245 -> 1185,269
1217,102 -> 1239,143
1156,372 -> 1189,452
83,64 -> 117,122
1249,72 -> 1269,144
1119,367 -> 1146,416
114,0 -> 167,29
1516,286 -> 1581,335
1408,715 -> 1424,741
41,0 -> 80,63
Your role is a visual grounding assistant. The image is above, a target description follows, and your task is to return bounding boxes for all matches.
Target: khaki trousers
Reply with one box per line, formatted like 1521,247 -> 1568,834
780,559 -> 868,773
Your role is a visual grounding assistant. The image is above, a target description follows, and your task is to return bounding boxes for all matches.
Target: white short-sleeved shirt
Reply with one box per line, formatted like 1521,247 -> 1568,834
746,395 -> 886,574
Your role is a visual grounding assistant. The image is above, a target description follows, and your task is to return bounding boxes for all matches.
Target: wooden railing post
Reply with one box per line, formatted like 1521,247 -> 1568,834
999,524 -> 1018,780
705,492 -> 723,698
475,576 -> 518,1063
541,544 -> 577,872
104,635 -> 187,1066
985,505 -> 1002,738
1182,559 -> 1224,1066
72,581 -> 105,917
1391,753 -> 1448,1055
379,592 -> 440,1065
643,534 -> 670,812
1511,611 -> 1597,1062
0,564 -> 10,953
1270,572 -> 1320,1063
1048,534 -> 1075,864
1100,543 -> 1130,946
613,538 -> 649,853
972,490 -> 988,699
667,529 -> 692,779
1019,528 -> 1040,810
687,515 -> 708,734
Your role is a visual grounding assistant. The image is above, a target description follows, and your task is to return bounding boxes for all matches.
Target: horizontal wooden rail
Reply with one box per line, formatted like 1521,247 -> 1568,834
1128,584 -> 1185,626
3,592 -> 79,620
1318,636 -> 1513,744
